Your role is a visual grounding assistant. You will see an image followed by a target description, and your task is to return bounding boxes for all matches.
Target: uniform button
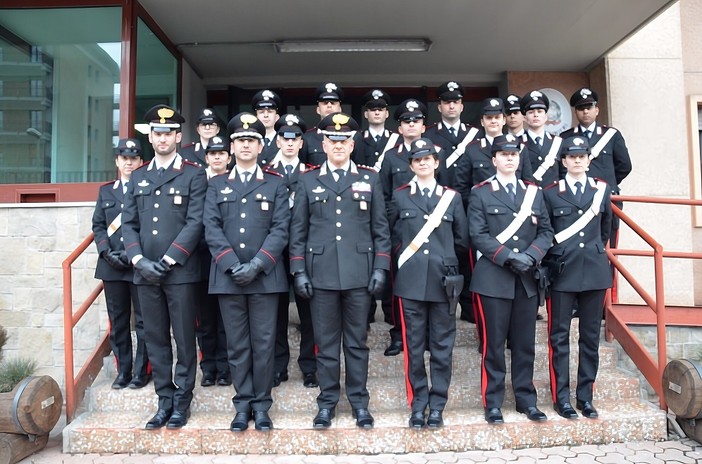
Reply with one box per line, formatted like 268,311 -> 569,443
240,228 -> 245,233
223,197 -> 228,201
242,198 -> 247,204
153,217 -> 158,222
119,237 -> 123,242
423,249 -> 429,255
513,248 -> 519,253
336,209 -> 341,214
336,235 -> 341,241
152,230 -> 158,235
155,190 -> 160,196
423,215 -> 429,220
559,210 -> 564,214
353,193 -> 359,198
579,231 -> 585,237
336,196 -> 342,201
579,243 -> 585,248
538,156 -> 542,161
154,203 -> 159,208
512,235 -> 518,241
513,212 -> 518,217
424,238 -> 430,243
336,222 -> 341,227
479,163 -> 484,167
120,204 -> 124,208
578,210 -> 583,215
241,213 -> 246,218
494,209 -> 499,213
240,243 -> 246,248
374,151 -> 379,156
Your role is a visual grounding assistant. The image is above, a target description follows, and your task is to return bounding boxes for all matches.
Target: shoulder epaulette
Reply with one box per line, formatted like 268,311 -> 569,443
134,163 -> 149,171
474,178 -> 492,189
183,160 -> 202,168
301,165 -> 322,175
396,183 -> 411,191
357,164 -> 377,171
522,179 -> 538,187
264,169 -> 284,178
543,181 -> 559,191
102,180 -> 115,187
592,177 -> 608,186
181,142 -> 195,149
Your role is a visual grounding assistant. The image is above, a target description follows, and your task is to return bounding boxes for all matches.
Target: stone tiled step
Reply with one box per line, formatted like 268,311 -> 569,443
88,368 -> 641,414
291,318 -> 597,351
281,341 -> 619,380
64,401 -> 666,454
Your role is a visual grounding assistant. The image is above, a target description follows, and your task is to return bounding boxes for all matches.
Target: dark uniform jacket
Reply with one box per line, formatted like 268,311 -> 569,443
263,156 -> 313,208
257,138 -> 279,167
204,166 -> 290,295
122,155 -> 207,285
180,142 -> 207,166
424,122 -> 482,188
93,180 -> 133,282
524,132 -> 562,187
389,183 -> 469,302
560,124 -> 632,193
543,177 -> 613,292
468,178 -> 553,299
357,129 -> 399,168
289,162 -> 392,290
454,138 -> 534,208
379,143 -> 450,204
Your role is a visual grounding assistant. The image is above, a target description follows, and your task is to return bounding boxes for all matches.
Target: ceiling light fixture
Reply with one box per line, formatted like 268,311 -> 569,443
275,39 -> 431,53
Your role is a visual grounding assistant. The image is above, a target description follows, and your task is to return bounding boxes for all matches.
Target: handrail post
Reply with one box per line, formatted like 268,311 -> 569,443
654,243 -> 667,410
62,257 -> 76,422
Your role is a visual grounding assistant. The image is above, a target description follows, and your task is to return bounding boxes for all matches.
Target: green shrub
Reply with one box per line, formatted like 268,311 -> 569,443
0,358 -> 37,393
0,325 -> 7,361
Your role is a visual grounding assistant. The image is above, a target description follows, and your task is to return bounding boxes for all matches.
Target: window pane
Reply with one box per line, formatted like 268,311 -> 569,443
134,18 -> 178,161
0,7 -> 121,184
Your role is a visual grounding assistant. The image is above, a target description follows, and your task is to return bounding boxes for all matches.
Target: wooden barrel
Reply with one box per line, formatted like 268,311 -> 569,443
0,433 -> 49,464
0,376 -> 62,436
663,359 -> 702,419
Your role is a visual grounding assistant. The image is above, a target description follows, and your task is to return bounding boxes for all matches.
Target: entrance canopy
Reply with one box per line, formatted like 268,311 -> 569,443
140,0 -> 675,87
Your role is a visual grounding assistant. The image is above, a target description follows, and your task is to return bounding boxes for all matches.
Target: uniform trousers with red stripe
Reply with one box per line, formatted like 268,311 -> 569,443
399,298 -> 456,413
476,278 -> 538,410
547,289 -> 606,405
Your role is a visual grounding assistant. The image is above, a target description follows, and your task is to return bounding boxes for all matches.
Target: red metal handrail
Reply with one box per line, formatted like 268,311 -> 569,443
62,232 -> 110,422
605,195 -> 702,411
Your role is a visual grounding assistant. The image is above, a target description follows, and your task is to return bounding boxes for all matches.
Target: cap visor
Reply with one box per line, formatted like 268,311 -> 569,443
327,134 -> 350,141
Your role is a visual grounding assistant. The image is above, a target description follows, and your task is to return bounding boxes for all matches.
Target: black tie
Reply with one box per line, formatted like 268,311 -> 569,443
242,171 -> 251,186
334,168 -> 345,183
422,187 -> 431,210
449,127 -> 456,138
374,135 -> 380,143
157,167 -> 165,177
584,129 -> 592,139
535,136 -> 542,146
285,165 -> 293,177
122,181 -> 129,194
506,183 -> 516,202
264,137 -> 271,147
574,181 -> 583,203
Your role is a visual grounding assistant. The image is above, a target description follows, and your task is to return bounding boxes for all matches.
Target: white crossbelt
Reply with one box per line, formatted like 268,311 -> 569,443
107,213 -> 122,237
554,181 -> 607,244
495,184 -> 538,244
532,137 -> 563,182
445,127 -> 479,168
588,128 -> 617,161
373,133 -> 401,171
397,189 -> 456,269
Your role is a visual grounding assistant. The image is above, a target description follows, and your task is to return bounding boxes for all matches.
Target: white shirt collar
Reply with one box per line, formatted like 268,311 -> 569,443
527,129 -> 545,143
368,127 -> 384,140
415,179 -> 437,195
580,122 -> 597,133
443,121 -> 460,133
495,173 -> 517,191
565,174 -> 587,193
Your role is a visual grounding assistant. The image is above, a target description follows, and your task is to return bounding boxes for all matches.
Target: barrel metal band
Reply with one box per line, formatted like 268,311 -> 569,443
11,375 -> 35,436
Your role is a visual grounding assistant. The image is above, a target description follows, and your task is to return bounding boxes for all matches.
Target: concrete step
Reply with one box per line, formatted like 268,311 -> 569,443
64,401 -> 666,454
88,367 -> 641,414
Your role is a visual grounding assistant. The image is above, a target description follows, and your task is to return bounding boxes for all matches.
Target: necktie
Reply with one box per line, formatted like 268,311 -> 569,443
264,137 -> 271,147
422,187 -> 431,210
574,181 -> 583,203
122,181 -> 129,194
535,136 -> 542,146
449,127 -> 456,137
284,165 -> 293,177
374,135 -> 380,143
242,171 -> 251,186
334,168 -> 345,183
157,167 -> 165,177
506,183 -> 516,202
584,129 -> 592,139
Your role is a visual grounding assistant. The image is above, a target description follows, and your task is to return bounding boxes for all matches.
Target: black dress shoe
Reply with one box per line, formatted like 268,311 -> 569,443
352,408 -> 374,429
383,340 -> 403,357
408,411 -> 425,428
303,372 -> 318,388
426,409 -> 443,428
554,402 -> 578,419
517,405 -> 547,422
145,409 -> 172,430
111,373 -> 132,389
485,407 -> 504,424
230,411 -> 251,432
128,374 -> 151,389
217,373 -> 232,386
273,371 -> 289,387
576,400 -> 598,419
200,372 -> 216,387
253,410 -> 273,431
166,409 -> 190,429
313,408 -> 335,429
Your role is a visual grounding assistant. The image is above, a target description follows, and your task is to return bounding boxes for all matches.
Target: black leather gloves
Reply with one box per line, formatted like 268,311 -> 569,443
134,258 -> 168,283
293,271 -> 314,299
231,257 -> 264,286
507,251 -> 536,274
367,269 -> 387,295
101,249 -> 130,270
